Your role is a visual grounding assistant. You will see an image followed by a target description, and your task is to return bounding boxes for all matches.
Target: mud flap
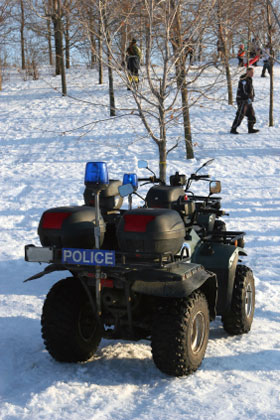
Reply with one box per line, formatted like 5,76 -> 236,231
24,264 -> 67,282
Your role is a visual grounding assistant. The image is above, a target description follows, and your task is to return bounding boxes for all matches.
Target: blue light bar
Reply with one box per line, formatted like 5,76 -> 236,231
123,173 -> 138,190
85,162 -> 109,186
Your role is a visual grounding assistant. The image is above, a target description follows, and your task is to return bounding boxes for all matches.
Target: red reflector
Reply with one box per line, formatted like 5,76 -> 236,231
124,214 -> 155,232
42,212 -> 70,229
184,194 -> 188,201
101,278 -> 114,288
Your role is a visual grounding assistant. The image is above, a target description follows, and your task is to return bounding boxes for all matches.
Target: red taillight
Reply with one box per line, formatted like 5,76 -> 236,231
101,278 -> 114,288
124,214 -> 155,232
42,212 -> 70,229
184,194 -> 188,201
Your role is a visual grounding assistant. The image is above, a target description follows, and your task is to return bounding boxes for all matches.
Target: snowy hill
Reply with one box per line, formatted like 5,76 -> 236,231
0,64 -> 280,420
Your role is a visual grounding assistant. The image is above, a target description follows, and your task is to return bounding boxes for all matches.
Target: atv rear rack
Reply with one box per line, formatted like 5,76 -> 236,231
205,230 -> 245,245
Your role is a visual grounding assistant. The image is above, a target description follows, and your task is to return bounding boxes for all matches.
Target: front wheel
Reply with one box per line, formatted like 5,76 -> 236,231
222,265 -> 255,335
151,292 -> 209,376
41,277 -> 102,362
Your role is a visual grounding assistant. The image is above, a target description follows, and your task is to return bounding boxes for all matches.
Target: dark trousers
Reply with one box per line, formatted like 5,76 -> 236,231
238,57 -> 244,67
261,60 -> 271,76
231,101 -> 256,130
127,56 -> 139,76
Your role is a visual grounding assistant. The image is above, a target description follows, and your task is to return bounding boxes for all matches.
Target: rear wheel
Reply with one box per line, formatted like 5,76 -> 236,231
222,265 -> 255,335
151,292 -> 209,376
41,277 -> 102,362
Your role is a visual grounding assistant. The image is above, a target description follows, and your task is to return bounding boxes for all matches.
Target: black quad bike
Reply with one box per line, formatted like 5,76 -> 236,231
24,160 -> 255,377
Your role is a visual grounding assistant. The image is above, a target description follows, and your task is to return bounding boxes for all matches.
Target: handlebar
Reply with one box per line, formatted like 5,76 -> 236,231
198,208 -> 229,217
190,174 -> 210,181
138,172 -> 209,185
138,176 -> 162,183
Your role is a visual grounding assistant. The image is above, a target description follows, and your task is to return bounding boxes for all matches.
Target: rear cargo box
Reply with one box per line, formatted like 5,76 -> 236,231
117,208 -> 185,254
38,206 -> 105,249
146,185 -> 185,209
84,180 -> 123,211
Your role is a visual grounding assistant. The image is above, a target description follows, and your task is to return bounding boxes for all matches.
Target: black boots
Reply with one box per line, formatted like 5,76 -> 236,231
230,127 -> 259,134
248,128 -> 259,133
248,124 -> 259,134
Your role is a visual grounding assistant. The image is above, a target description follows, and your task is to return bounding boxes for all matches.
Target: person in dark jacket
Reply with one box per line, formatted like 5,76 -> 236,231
261,45 -> 271,77
230,67 -> 259,134
126,38 -> 142,87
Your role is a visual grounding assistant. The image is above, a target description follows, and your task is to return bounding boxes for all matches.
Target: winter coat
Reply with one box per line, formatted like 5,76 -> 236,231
262,48 -> 270,62
236,74 -> 255,103
126,43 -> 142,74
237,47 -> 245,58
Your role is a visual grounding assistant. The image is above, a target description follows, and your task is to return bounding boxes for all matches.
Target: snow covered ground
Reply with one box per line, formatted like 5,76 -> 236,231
0,62 -> 280,419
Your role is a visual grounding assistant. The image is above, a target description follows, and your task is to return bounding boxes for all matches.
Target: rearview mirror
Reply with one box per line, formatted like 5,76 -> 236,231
118,183 -> 134,197
204,158 -> 215,167
138,160 -> 148,169
209,180 -> 221,195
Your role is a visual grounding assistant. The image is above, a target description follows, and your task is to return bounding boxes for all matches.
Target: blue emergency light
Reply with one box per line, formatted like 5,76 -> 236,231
85,162 -> 109,187
123,173 -> 138,190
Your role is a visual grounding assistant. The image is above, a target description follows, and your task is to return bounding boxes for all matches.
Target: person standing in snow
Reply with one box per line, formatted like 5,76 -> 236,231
237,44 -> 245,67
261,45 -> 271,77
126,38 -> 142,88
184,37 -> 194,65
230,67 -> 259,134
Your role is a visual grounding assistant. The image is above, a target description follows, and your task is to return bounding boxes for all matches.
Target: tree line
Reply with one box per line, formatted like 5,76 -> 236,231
1,0 -> 279,179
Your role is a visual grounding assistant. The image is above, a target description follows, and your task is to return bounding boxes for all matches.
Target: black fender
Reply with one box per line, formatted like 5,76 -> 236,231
127,262 -> 217,320
192,242 -> 244,315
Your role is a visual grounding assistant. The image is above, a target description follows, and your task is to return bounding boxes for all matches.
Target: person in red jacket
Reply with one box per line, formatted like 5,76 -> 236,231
230,67 -> 259,134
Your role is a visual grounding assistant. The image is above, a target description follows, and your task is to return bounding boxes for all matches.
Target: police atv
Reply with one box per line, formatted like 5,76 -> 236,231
24,161 -> 255,377
135,159 -> 254,333
149,158 -> 228,237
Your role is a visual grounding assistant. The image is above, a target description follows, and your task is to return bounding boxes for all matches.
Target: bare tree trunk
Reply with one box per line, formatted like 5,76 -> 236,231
47,16 -> 53,65
171,0 -> 194,159
52,0 -> 67,95
47,0 -> 53,66
269,55 -> 273,126
267,0 -> 273,126
159,140 -> 167,183
101,4 -> 115,116
158,86 -> 167,181
181,81 -> 193,159
217,0 -> 232,105
20,0 -> 26,70
65,12 -> 70,69
107,41 -> 115,116
120,22 -> 127,66
247,0 -> 252,65
98,21 -> 103,84
52,13 -> 61,74
89,15 -> 96,68
224,61 -> 233,105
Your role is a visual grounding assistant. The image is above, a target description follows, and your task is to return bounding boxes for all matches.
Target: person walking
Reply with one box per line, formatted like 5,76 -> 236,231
237,44 -> 245,67
184,37 -> 194,65
126,38 -> 142,88
230,67 -> 259,134
261,45 -> 271,77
